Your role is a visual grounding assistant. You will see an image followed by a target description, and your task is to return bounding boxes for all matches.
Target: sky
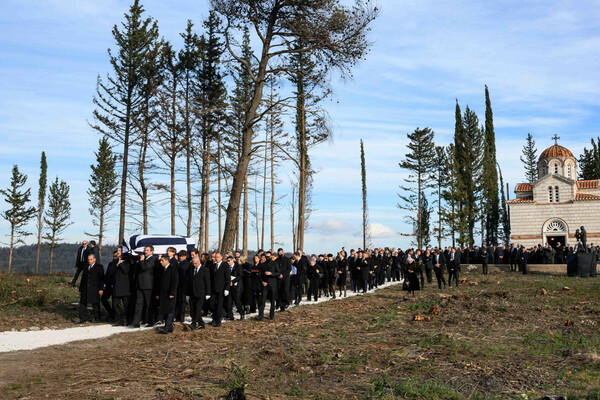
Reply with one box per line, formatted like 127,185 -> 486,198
1,0 -> 600,254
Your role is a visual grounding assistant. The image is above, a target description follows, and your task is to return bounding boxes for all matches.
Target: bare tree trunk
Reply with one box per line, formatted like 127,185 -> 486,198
291,186 -> 296,251
217,134 -> 222,250
255,174 -> 260,251
199,148 -> 206,254
243,172 -> 248,257
118,100 -> 132,244
49,232 -> 56,275
270,122 -> 275,251
438,172 -> 442,249
297,96 -> 307,251
417,168 -> 422,250
170,156 -> 176,235
261,131 -> 267,250
205,139 -> 211,252
99,208 -> 104,259
8,225 -> 14,273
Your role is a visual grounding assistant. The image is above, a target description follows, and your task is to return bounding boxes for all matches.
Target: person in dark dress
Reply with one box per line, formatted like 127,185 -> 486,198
276,248 -> 292,311
403,256 -> 420,297
77,253 -> 104,323
238,256 -> 253,315
258,252 -> 280,321
225,255 -> 244,320
423,249 -> 433,285
157,255 -> 178,334
307,258 -> 320,301
175,250 -> 190,323
326,254 -> 337,299
250,255 -> 262,314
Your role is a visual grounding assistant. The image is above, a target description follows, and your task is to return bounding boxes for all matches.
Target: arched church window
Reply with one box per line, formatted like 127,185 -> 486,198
567,165 -> 572,178
554,164 -> 559,174
555,186 -> 559,203
549,186 -> 553,202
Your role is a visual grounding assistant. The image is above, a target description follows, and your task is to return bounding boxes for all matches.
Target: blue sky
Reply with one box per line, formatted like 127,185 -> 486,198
1,0 -> 599,253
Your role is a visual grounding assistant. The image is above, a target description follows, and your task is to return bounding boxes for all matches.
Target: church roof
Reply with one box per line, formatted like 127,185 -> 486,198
577,179 -> 599,189
507,196 -> 533,204
573,193 -> 600,201
539,144 -> 574,159
515,183 -> 533,192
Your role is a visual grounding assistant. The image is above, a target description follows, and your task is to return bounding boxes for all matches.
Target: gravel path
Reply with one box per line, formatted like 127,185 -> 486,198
0,280 -> 402,353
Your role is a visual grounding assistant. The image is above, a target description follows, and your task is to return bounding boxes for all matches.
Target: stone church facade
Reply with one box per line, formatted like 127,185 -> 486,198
507,142 -> 600,248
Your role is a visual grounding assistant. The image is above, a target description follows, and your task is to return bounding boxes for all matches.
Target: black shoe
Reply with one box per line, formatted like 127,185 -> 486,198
76,319 -> 86,324
196,324 -> 205,330
159,328 -> 171,334
131,324 -> 141,328
214,322 -> 221,327
256,316 -> 264,321
240,314 -> 245,320
94,319 -> 101,323
191,322 -> 197,330
269,316 -> 275,321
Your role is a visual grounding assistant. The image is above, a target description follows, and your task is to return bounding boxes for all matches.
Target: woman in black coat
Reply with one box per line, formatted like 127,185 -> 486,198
158,255 -> 178,333
239,256 -> 253,315
249,255 -> 263,314
403,256 -> 420,297
336,253 -> 348,297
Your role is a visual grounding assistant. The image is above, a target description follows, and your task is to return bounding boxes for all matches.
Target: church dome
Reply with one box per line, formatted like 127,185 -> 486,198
539,144 -> 574,160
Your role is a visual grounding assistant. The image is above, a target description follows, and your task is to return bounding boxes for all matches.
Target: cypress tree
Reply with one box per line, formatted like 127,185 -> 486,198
44,177 -> 71,274
35,152 -> 47,274
431,146 -> 447,249
398,127 -> 436,249
1,165 -> 36,273
482,86 -> 499,245
87,137 -> 119,258
520,133 -> 538,183
498,163 -> 510,245
360,139 -> 370,249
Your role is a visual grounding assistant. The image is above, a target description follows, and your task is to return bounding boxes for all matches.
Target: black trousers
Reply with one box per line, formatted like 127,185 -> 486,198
211,291 -> 225,323
113,295 -> 130,325
226,286 -> 244,318
308,277 -> 319,301
482,263 -> 488,275
175,293 -> 187,322
259,283 -> 278,319
132,289 -> 152,326
433,268 -> 446,289
101,290 -> 114,319
448,269 -> 460,287
189,295 -> 205,327
71,263 -> 85,286
277,277 -> 290,310
425,267 -> 433,283
79,302 -> 100,322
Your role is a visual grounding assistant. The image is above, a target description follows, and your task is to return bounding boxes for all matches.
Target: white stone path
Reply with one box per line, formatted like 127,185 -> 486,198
0,280 -> 401,353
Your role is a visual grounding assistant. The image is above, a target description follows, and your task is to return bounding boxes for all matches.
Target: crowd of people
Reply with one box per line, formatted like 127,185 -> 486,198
73,241 -> 575,333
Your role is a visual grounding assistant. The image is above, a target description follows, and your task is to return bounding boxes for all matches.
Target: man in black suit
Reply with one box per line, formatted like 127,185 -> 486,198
112,252 -> 131,326
258,251 -> 280,321
71,240 -> 89,287
447,247 -> 461,287
157,255 -> 178,334
277,248 -> 292,311
432,250 -> 447,289
101,251 -> 117,321
481,246 -> 492,275
187,257 -> 211,330
131,245 -> 157,328
88,240 -> 100,262
77,253 -> 104,323
510,244 -> 518,271
175,250 -> 190,323
210,252 -> 231,327
225,255 -> 244,320
295,250 -> 308,304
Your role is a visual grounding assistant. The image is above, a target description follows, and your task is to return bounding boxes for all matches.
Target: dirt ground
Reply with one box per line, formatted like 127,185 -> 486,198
1,270 -> 600,399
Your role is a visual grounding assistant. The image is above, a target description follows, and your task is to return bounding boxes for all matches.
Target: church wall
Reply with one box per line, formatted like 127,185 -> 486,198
509,201 -> 600,248
533,179 -> 575,203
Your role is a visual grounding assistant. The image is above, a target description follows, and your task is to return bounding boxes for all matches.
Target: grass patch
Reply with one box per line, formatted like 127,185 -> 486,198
220,365 -> 251,391
524,331 -> 600,356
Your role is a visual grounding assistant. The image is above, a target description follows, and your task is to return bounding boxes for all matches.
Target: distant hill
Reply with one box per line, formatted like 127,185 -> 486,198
0,244 -> 117,274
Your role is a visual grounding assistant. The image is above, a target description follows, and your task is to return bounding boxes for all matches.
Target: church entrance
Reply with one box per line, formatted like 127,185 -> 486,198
547,235 -> 566,248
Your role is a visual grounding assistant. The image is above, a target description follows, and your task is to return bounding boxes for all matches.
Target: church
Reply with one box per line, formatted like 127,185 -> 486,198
507,138 -> 600,249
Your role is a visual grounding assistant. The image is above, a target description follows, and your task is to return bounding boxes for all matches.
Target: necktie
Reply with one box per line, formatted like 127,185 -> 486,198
194,268 -> 198,275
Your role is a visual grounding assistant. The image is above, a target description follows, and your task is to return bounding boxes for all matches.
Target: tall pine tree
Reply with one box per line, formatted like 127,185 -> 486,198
398,127 -> 436,249
1,165 -> 36,273
520,133 -> 538,183
455,105 -> 483,246
91,0 -> 160,243
431,146 -> 447,249
87,137 -> 119,258
498,163 -> 511,245
35,152 -> 47,274
44,177 -> 71,274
